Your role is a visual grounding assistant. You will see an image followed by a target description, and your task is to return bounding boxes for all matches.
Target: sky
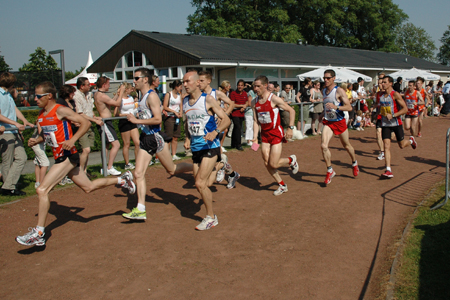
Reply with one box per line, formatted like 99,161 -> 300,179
1,0 -> 449,72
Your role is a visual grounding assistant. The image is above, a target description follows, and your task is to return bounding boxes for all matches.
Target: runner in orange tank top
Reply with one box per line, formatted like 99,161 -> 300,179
15,81 -> 136,247
404,80 -> 424,138
416,77 -> 429,137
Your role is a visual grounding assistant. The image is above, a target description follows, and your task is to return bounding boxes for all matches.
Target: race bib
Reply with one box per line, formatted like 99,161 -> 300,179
136,107 -> 152,120
41,125 -> 58,148
407,103 -> 415,109
257,111 -> 272,124
188,121 -> 205,136
326,110 -> 337,120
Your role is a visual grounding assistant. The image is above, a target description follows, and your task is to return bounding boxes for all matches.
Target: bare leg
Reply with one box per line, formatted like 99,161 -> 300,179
376,127 -> 384,152
121,131 -> 131,165
80,147 -> 90,173
108,140 -> 120,169
193,157 -> 218,217
171,137 -> 178,156
39,166 -> 47,184
384,139 -> 391,168
321,125 -> 334,167
35,165 -> 40,184
134,149 -> 153,207
158,143 -> 193,176
261,143 -> 290,183
130,128 -> 140,161
338,129 -> 356,162
410,117 -> 418,137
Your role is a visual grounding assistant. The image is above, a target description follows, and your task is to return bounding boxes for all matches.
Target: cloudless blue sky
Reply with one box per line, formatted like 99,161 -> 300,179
1,0 -> 449,72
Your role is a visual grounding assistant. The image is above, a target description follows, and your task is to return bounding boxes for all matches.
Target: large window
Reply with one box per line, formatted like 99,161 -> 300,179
114,51 -> 154,82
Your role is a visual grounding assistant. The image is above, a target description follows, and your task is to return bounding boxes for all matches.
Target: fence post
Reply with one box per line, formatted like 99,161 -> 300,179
101,123 -> 108,177
300,103 -> 304,133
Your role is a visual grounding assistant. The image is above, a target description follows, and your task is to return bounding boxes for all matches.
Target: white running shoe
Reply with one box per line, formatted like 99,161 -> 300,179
289,155 -> 299,174
356,127 -> 361,131
195,215 -> 218,230
273,184 -> 288,196
120,171 -> 136,194
107,167 -> 121,176
216,169 -> 225,183
149,160 -> 154,166
377,152 -> 385,160
155,159 -> 160,164
65,177 -> 73,184
124,163 -> 135,170
221,146 -> 227,153
227,172 -> 240,189
16,227 -> 45,246
172,155 -> 181,161
35,182 -> 40,189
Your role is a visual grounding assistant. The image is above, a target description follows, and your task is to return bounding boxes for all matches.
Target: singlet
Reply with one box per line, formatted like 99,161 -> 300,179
136,89 -> 161,135
38,104 -> 77,159
254,93 -> 283,135
405,90 -> 419,116
120,96 -> 136,115
167,91 -> 181,116
379,90 -> 402,127
375,91 -> 383,120
183,93 -> 220,152
418,88 -> 426,111
322,86 -> 345,122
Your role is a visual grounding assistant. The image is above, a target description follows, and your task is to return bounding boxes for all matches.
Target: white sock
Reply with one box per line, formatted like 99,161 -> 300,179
36,226 -> 45,235
137,203 -> 146,212
386,167 -> 392,172
117,177 -> 124,185
352,160 -> 358,167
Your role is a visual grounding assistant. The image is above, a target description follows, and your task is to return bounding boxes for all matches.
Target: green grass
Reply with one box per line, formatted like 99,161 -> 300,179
394,183 -> 450,300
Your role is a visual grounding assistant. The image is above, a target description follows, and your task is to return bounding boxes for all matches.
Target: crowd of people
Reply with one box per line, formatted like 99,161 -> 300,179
0,68 -> 447,247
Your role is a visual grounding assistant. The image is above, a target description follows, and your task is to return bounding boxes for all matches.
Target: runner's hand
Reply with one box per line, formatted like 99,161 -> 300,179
24,121 -> 35,128
184,139 -> 190,150
204,131 -> 218,142
127,114 -> 137,123
28,137 -> 37,147
60,139 -> 75,150
94,119 -> 104,126
285,128 -> 293,140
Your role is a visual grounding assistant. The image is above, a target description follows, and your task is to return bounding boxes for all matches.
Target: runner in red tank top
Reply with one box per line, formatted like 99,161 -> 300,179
251,75 -> 298,196
374,77 -> 385,160
404,80 -> 424,138
15,81 -> 136,247
416,77 -> 429,137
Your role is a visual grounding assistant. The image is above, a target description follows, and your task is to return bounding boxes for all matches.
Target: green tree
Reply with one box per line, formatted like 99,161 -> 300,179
0,52 -> 12,72
437,25 -> 450,66
19,47 -> 59,72
65,66 -> 84,81
187,0 -> 407,51
394,22 -> 436,61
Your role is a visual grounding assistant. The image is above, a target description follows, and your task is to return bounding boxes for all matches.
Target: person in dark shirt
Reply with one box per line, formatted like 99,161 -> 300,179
393,77 -> 402,93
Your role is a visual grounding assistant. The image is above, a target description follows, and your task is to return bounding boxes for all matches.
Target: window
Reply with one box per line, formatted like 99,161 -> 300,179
170,67 -> 178,78
116,71 -> 123,81
159,69 -> 169,77
125,71 -> 134,80
115,59 -> 122,69
134,52 -> 143,67
124,52 -> 133,68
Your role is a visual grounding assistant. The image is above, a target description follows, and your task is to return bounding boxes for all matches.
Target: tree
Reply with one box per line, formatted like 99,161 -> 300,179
19,47 -> 59,72
437,25 -> 450,66
394,22 -> 436,61
65,66 -> 84,81
0,52 -> 12,72
187,0 -> 408,51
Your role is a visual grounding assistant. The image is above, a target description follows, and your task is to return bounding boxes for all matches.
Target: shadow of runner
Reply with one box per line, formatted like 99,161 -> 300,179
415,219 -> 450,299
150,187 -> 203,222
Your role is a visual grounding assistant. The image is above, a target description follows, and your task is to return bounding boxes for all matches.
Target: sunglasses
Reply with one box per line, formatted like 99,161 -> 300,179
36,93 -> 49,99
134,76 -> 145,81
323,76 -> 334,80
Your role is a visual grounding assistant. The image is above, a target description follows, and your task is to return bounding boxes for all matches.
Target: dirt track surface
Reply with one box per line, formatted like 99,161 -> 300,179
1,117 -> 448,299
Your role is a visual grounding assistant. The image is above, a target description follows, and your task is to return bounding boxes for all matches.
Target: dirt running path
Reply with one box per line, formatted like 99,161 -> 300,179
0,117 -> 448,299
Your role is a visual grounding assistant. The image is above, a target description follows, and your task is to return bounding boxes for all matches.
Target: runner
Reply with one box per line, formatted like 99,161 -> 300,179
374,78 -> 385,160
416,77 -> 429,137
122,68 -> 193,221
320,69 -> 359,185
15,82 -> 135,247
183,70 -> 231,230
378,76 -> 417,178
198,70 -> 240,189
250,75 -> 299,196
403,80 -> 424,138
94,76 -> 124,176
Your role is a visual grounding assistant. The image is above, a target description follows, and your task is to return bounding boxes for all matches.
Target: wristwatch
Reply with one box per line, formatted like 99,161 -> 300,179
215,128 -> 221,133
289,126 -> 295,130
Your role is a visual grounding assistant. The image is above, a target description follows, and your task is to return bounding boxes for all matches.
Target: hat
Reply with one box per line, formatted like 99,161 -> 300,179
357,77 -> 364,83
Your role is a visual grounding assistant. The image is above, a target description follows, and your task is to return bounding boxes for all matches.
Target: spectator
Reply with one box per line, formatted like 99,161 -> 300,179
296,78 -> 312,132
309,80 -> 323,135
246,84 -> 256,145
279,83 -> 295,129
393,77 -> 402,93
219,80 -> 232,148
30,124 -> 49,189
230,79 -> 248,151
162,80 -> 183,160
0,72 -> 34,196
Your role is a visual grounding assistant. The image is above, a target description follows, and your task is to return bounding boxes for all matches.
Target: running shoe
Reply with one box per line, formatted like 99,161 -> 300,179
381,170 -> 394,178
227,172 -> 240,189
35,182 -> 40,189
377,152 -> 385,160
149,160 -> 154,166
107,167 -> 121,176
216,169 -> 225,183
172,155 -> 181,161
65,177 -> 73,184
155,159 -> 160,164
59,177 -> 66,186
356,127 -> 361,131
361,127 -> 364,131
16,227 -> 45,246
195,215 -> 218,230
289,155 -> 299,174
124,163 -> 135,170
221,146 -> 227,153
122,207 -> 146,220
417,132 -> 422,137
185,149 -> 193,157
120,171 -> 136,194
324,170 -> 336,185
273,184 -> 288,196
410,136 -> 417,150
352,164 -> 359,177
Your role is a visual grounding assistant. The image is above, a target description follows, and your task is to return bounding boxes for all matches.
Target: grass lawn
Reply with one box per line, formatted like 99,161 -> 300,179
394,182 -> 450,300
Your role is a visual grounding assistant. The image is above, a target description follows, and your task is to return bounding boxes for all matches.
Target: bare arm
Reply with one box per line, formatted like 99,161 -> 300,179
100,85 -> 125,107
331,87 -> 352,111
295,91 -> 301,103
127,92 -> 162,126
272,95 -> 295,139
205,95 -> 231,141
251,100 -> 260,143
15,107 -> 34,127
216,90 -> 234,115
417,93 -> 425,106
28,123 -> 44,147
390,92 -> 408,119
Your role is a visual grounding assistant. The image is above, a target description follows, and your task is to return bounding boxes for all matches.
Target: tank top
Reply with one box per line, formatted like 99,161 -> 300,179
167,91 -> 181,116
136,89 -> 161,135
418,88 -> 426,111
405,90 -> 419,116
183,93 -> 220,152
322,86 -> 345,122
120,96 -> 136,115
255,94 -> 282,134
38,104 -> 77,159
379,90 -> 402,127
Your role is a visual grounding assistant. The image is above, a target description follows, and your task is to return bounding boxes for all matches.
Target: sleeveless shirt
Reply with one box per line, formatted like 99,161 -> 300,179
379,90 -> 402,127
405,90 -> 419,116
136,89 -> 161,135
255,93 -> 282,135
322,86 -> 345,122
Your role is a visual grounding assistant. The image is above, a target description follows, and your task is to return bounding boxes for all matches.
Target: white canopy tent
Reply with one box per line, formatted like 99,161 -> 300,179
297,66 -> 372,83
388,67 -> 441,81
65,51 -> 98,86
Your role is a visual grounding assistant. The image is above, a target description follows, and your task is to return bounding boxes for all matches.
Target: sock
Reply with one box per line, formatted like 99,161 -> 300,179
137,203 -> 146,212
229,171 -> 236,178
288,157 -> 293,164
381,151 -> 384,155
386,167 -> 392,172
36,226 -> 45,235
279,180 -> 285,186
352,160 -> 358,167
117,177 -> 124,185
327,166 -> 333,172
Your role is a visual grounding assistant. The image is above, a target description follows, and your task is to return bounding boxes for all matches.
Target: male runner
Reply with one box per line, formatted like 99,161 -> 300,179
94,76 -> 124,175
374,78 -> 385,160
404,80 -> 424,138
15,82 -> 135,247
251,75 -> 299,196
183,70 -> 231,230
122,68 -> 193,221
198,70 -> 240,189
416,77 -> 429,137
378,76 -> 417,178
320,69 -> 359,185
